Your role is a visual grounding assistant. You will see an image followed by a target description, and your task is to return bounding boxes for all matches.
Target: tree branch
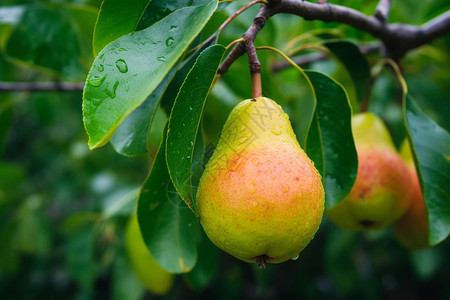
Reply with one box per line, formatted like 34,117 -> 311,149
218,3 -> 277,75
0,81 -> 84,92
271,43 -> 381,72
278,0 -> 450,60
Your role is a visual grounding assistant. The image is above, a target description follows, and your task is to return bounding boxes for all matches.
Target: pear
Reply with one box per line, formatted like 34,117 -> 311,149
327,113 -> 411,230
196,97 -> 324,266
392,139 -> 429,249
125,214 -> 174,295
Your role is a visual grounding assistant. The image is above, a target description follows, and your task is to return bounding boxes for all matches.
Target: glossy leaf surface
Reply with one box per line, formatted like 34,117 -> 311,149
83,1 -> 217,149
166,45 -> 225,210
405,96 -> 450,245
304,70 -> 357,208
93,0 -> 150,56
138,124 -> 199,273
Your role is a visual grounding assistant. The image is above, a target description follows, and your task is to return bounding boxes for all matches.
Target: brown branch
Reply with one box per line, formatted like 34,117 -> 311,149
218,3 -> 277,75
271,43 -> 381,72
0,81 -> 84,92
374,0 -> 391,23
278,0 -> 450,60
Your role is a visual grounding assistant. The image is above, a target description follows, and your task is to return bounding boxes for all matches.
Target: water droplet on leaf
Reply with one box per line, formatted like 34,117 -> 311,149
88,75 -> 106,87
104,81 -> 119,99
166,37 -> 175,46
98,64 -> 104,72
115,59 -> 128,73
157,56 -> 166,62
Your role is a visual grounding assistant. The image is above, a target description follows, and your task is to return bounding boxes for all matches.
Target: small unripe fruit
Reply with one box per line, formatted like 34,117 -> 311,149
125,214 -> 174,295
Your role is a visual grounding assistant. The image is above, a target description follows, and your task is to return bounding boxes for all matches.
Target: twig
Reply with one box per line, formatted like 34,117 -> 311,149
278,0 -> 450,60
0,81 -> 84,92
271,43 -> 381,72
218,3 -> 276,75
374,0 -> 391,23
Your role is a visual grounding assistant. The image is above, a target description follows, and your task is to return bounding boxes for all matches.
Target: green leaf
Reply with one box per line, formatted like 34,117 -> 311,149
184,229 -> 219,291
93,0 -> 150,57
5,4 -> 87,79
83,1 -> 218,149
324,40 -> 371,103
69,4 -> 98,60
138,124 -> 200,273
304,70 -> 358,208
137,0 -> 212,30
166,44 -> 225,210
110,66 -> 178,156
405,96 -> 450,245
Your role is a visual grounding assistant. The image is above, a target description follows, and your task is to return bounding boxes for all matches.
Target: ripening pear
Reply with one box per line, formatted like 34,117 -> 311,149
392,139 -> 430,249
125,214 -> 174,295
327,113 -> 411,230
197,97 -> 324,266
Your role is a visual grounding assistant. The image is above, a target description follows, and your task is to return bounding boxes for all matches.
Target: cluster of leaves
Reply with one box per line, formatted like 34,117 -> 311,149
81,0 -> 450,272
0,0 -> 449,298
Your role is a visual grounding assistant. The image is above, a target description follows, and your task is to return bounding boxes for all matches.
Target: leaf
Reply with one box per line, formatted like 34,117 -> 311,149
137,0 -> 212,30
110,66 -> 178,156
93,0 -> 150,57
166,44 -> 225,210
5,4 -> 87,79
184,229 -> 219,291
304,70 -> 358,208
83,1 -> 218,149
69,4 -> 98,59
138,124 -> 200,273
404,96 -> 450,245
324,40 -> 371,103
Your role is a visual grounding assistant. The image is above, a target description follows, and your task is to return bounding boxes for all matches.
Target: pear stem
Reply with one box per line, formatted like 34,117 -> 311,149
251,73 -> 263,98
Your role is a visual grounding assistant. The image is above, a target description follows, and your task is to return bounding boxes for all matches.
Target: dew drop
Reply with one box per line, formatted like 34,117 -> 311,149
98,64 -> 105,72
227,157 -> 242,172
104,81 -> 119,99
170,25 -> 177,30
88,75 -> 106,87
166,36 -> 175,46
157,56 -> 166,62
115,59 -> 128,73
291,254 -> 299,261
282,184 -> 290,193
118,47 -> 127,51
248,182 -> 257,194
271,124 -> 282,135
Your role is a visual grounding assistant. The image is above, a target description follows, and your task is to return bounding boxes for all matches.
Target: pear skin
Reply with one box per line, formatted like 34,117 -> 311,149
327,113 -> 412,230
125,214 -> 174,295
197,97 -> 324,265
392,139 -> 429,249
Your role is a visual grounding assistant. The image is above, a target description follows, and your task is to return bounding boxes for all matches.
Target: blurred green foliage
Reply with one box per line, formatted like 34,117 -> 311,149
0,0 -> 449,299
